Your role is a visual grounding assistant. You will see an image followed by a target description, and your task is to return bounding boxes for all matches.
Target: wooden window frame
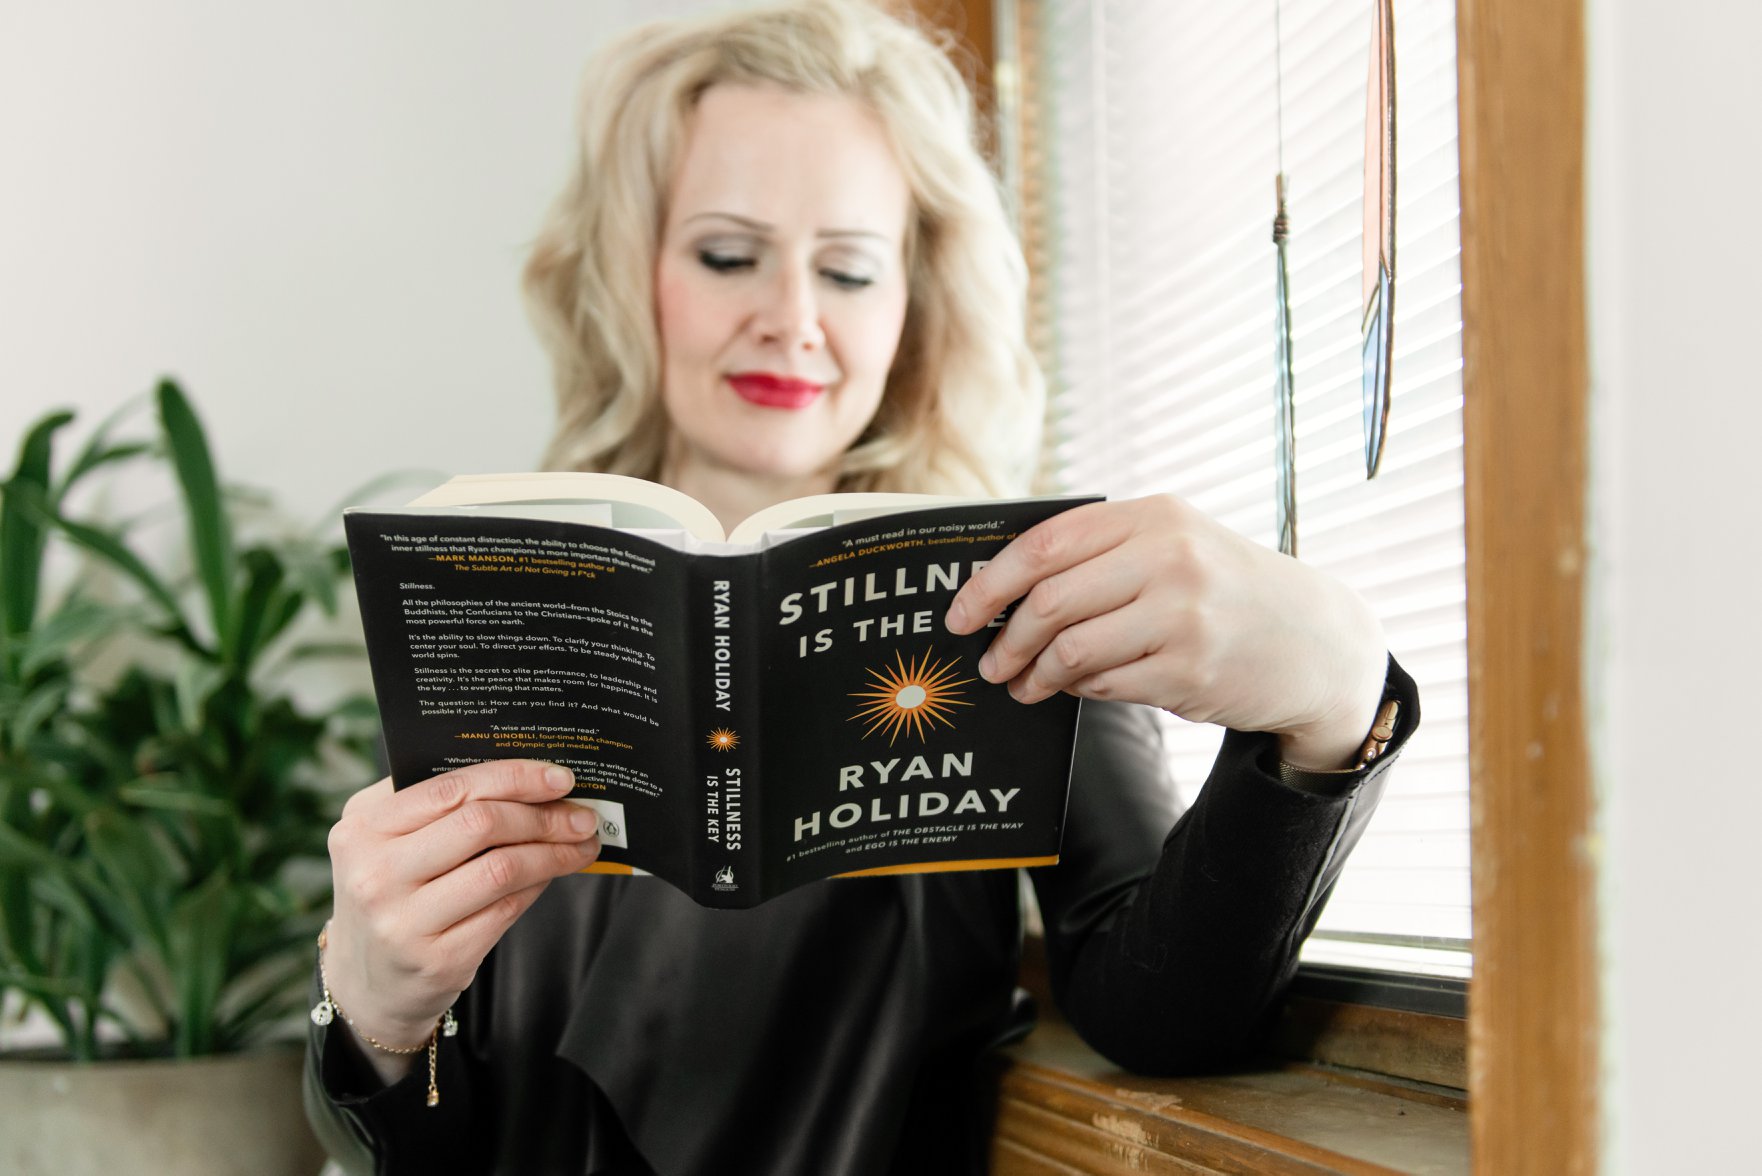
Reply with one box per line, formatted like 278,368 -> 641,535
920,1 -> 1597,1171
1457,1 -> 1595,1171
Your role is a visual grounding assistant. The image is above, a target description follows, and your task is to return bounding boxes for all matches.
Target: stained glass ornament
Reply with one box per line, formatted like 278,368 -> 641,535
1361,0 -> 1397,477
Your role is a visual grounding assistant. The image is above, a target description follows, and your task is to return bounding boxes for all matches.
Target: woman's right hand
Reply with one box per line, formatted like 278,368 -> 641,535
321,760 -> 601,1081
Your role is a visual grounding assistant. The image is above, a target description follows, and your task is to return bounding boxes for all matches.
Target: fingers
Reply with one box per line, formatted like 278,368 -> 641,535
938,491 -> 1387,739
945,501 -> 1130,635
322,761 -> 597,1039
1003,601 -> 1169,704
375,760 -> 576,837
414,836 -> 602,938
952,498 -> 1205,704
393,798 -> 600,885
432,879 -> 556,973
974,547 -> 1146,688
1063,654 -> 1216,719
329,758 -> 592,946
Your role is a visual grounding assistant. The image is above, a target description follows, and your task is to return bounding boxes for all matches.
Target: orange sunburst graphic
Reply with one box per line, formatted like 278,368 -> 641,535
849,649 -> 976,745
706,728 -> 740,752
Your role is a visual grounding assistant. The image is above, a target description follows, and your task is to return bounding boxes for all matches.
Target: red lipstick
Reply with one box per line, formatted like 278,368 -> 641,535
726,373 -> 826,410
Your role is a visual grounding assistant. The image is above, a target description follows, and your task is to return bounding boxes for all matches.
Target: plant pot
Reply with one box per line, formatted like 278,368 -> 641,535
0,1044 -> 326,1176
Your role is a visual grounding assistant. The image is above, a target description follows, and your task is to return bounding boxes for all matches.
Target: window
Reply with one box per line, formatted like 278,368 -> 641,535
1012,0 -> 1469,977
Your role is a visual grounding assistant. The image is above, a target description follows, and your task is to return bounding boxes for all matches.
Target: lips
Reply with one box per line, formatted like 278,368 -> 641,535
726,372 -> 826,410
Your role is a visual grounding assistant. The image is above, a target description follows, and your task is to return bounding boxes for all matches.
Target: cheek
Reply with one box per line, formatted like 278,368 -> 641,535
655,266 -> 720,373
843,291 -> 910,383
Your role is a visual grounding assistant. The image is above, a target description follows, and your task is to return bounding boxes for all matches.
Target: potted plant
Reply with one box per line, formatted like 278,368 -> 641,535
0,380 -> 377,1175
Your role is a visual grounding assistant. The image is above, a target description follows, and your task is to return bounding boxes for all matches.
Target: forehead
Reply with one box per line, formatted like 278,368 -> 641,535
667,83 -> 911,240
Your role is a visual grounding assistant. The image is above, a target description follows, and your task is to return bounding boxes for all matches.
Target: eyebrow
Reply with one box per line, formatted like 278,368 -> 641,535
682,211 -> 892,243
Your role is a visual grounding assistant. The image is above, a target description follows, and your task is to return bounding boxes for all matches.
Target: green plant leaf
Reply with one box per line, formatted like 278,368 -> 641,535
51,391 -> 150,503
3,758 -> 99,822
81,808 -> 172,956
0,410 -> 75,641
70,918 -> 116,1060
47,511 -> 200,651
228,547 -> 297,671
19,595 -> 125,678
173,658 -> 227,736
0,969 -> 81,1048
31,866 -> 99,929
275,536 -> 341,615
3,387 -> 366,1058
117,780 -> 233,819
249,592 -> 304,673
155,380 -> 235,661
55,442 -> 153,505
168,870 -> 233,1057
0,814 -> 73,872
213,957 -> 310,1050
0,967 -> 89,1001
330,694 -> 381,723
8,679 -> 71,748
0,809 -> 49,988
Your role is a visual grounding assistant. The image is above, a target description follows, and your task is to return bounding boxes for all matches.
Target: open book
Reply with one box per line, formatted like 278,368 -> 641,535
344,473 -> 1096,909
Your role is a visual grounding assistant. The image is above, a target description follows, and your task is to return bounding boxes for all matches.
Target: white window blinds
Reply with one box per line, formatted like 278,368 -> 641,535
1017,0 -> 1470,977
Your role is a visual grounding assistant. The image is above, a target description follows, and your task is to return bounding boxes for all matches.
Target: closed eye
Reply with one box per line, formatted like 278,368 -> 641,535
822,269 -> 874,291
698,250 -> 754,273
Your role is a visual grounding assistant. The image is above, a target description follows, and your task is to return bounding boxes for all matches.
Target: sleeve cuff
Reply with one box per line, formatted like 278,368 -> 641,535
1266,653 -> 1421,798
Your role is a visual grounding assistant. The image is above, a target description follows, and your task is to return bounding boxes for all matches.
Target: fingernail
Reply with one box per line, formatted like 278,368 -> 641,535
570,807 -> 599,837
978,650 -> 998,681
945,599 -> 969,632
545,765 -> 575,793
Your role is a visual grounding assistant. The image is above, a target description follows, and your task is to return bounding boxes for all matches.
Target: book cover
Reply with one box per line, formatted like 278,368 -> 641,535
344,489 -> 1093,908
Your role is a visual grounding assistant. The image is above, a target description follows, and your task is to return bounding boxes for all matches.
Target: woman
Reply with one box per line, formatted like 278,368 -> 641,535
305,2 -> 1415,1173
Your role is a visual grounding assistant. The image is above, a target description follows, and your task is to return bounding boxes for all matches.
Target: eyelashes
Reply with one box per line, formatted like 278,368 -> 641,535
696,250 -> 876,291
697,250 -> 753,274
823,270 -> 875,291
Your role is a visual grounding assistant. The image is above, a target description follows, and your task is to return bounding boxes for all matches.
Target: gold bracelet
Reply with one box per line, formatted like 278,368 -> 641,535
311,924 -> 457,1107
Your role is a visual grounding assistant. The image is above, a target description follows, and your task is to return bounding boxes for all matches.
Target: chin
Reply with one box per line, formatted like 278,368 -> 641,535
692,422 -> 863,485
729,449 -> 842,484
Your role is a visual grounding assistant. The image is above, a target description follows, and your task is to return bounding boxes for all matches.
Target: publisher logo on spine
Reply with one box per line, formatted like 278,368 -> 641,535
712,865 -> 737,892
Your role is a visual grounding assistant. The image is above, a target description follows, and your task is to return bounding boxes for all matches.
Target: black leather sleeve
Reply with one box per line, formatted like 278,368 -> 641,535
301,961 -> 490,1176
1029,654 -> 1420,1074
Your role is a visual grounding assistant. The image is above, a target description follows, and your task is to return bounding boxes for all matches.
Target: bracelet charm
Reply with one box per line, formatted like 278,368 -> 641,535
312,923 -> 455,1107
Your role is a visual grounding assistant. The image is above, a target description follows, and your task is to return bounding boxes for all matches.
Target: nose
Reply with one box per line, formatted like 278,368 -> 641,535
753,264 -> 825,353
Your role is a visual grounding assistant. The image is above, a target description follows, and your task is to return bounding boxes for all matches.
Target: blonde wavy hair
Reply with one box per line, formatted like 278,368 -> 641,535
523,0 -> 1043,496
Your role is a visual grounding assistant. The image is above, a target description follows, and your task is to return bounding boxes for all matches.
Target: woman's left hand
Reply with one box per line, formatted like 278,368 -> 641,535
944,496 -> 1389,771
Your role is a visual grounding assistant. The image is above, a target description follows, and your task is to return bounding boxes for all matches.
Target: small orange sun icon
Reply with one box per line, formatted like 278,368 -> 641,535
707,728 -> 740,752
850,649 -> 975,745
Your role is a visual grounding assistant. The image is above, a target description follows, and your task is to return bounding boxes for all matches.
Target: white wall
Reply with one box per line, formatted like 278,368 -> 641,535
0,1 -> 719,517
1588,0 -> 1762,1169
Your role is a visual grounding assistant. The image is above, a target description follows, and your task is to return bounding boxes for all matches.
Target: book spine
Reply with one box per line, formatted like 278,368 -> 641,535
688,554 -> 762,908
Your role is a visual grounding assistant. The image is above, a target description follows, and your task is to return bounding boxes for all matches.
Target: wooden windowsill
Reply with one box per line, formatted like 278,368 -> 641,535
989,1016 -> 1468,1175
1269,994 -> 1467,1092
999,939 -> 1468,1173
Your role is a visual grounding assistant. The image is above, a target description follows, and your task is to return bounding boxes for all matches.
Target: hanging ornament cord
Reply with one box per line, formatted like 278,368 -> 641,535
1272,0 -> 1298,558
1361,0 -> 1397,477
